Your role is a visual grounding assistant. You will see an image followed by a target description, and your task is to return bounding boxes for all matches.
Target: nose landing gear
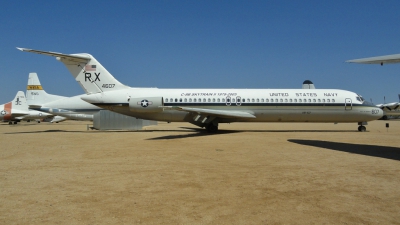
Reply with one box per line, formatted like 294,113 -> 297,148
358,122 -> 367,132
358,126 -> 366,132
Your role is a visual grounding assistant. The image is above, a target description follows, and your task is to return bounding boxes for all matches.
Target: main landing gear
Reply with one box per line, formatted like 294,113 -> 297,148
205,123 -> 218,133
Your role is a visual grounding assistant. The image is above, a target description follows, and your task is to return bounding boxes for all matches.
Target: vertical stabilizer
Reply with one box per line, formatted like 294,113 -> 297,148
302,80 -> 316,89
58,54 -> 129,94
17,47 -> 129,94
26,73 -> 65,107
12,91 -> 28,112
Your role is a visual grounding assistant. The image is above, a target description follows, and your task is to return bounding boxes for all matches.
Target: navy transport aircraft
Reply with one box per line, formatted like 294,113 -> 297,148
18,47 -> 383,132
0,91 -> 62,124
26,73 -> 100,121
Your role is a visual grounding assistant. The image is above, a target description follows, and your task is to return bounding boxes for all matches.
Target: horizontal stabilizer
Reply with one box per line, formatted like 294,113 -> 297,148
17,47 -> 90,63
346,54 -> 400,65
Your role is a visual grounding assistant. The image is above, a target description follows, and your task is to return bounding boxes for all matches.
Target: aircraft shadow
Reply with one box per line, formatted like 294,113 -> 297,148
288,139 -> 400,161
147,129 -> 239,140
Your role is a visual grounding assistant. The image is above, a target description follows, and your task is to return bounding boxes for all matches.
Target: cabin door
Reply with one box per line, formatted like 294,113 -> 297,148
345,98 -> 352,110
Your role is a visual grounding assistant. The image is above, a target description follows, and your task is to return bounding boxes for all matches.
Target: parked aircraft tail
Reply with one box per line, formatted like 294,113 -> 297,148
1,91 -> 29,121
18,48 -> 129,94
26,73 -> 65,108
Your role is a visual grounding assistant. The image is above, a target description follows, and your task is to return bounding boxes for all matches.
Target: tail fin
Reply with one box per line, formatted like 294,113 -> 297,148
302,80 -> 316,89
1,91 -> 29,120
12,91 -> 28,111
26,73 -> 65,108
18,48 -> 129,94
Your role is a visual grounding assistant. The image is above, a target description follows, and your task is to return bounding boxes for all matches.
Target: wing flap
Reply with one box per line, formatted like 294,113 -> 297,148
162,106 -> 256,118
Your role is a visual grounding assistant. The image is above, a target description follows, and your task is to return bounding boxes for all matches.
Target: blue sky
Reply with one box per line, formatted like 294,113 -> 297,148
1,0 -> 400,104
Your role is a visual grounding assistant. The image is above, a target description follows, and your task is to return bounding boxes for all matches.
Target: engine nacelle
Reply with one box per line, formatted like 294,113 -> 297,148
129,97 -> 163,113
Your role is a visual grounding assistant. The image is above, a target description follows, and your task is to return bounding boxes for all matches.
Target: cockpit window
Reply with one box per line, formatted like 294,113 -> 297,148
356,95 -> 365,102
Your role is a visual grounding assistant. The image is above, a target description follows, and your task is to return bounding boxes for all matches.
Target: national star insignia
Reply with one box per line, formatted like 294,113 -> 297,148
141,100 -> 149,107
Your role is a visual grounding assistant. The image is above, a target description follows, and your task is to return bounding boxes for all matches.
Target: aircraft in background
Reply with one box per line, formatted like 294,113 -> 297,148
374,95 -> 400,120
302,80 -> 315,89
0,91 -> 63,124
347,53 -> 400,120
26,73 -> 101,121
18,47 -> 383,132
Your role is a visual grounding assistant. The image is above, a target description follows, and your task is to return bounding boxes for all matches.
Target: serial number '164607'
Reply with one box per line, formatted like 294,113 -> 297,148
102,84 -> 115,88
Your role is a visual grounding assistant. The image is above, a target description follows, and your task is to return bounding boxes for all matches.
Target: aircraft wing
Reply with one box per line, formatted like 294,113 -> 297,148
161,106 -> 256,118
346,54 -> 400,64
17,47 -> 90,63
377,102 -> 400,111
9,109 -> 29,118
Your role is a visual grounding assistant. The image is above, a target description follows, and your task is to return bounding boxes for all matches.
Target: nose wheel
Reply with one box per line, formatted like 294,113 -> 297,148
358,126 -> 366,132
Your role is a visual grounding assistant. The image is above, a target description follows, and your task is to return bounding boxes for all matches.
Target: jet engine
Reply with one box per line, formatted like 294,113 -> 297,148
129,97 -> 163,113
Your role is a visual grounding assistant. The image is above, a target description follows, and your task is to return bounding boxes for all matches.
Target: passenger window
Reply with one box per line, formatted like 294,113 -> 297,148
170,98 -> 173,102
261,99 -> 264,103
327,99 -> 330,103
280,99 -> 283,103
294,99 -> 297,103
308,99 -> 311,103
227,98 -> 230,102
313,99 -> 316,103
318,99 -> 321,103
175,98 -> 178,102
257,98 -> 259,103
180,98 -> 182,102
266,99 -> 269,103
299,99 -> 302,103
247,98 -> 250,102
285,99 -> 288,103
217,98 -> 220,102
198,98 -> 201,102
213,98 -> 215,102
222,98 -> 225,102
242,99 -> 245,102
322,99 -> 325,103
208,98 -> 211,102
193,98 -> 196,103
271,99 -> 274,103
165,98 -> 168,103
203,98 -> 206,102
252,99 -> 255,103
184,98 -> 187,102
189,98 -> 192,102
276,99 -> 278,102
332,99 -> 335,103
237,98 -> 241,102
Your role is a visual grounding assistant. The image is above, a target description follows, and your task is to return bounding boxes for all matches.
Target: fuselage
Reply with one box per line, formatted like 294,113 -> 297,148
81,88 -> 383,123
32,95 -> 100,121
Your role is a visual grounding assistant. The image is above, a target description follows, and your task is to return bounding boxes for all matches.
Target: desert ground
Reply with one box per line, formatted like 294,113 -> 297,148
1,120 -> 400,224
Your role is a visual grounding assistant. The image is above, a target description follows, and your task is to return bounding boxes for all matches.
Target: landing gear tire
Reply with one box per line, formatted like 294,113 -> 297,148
206,124 -> 218,133
13,121 -> 18,124
8,121 -> 12,125
358,126 -> 366,132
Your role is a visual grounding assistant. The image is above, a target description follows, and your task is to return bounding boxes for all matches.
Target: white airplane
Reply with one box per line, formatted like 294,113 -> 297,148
18,47 -> 383,132
26,73 -> 101,121
347,54 -> 400,119
0,91 -> 63,124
